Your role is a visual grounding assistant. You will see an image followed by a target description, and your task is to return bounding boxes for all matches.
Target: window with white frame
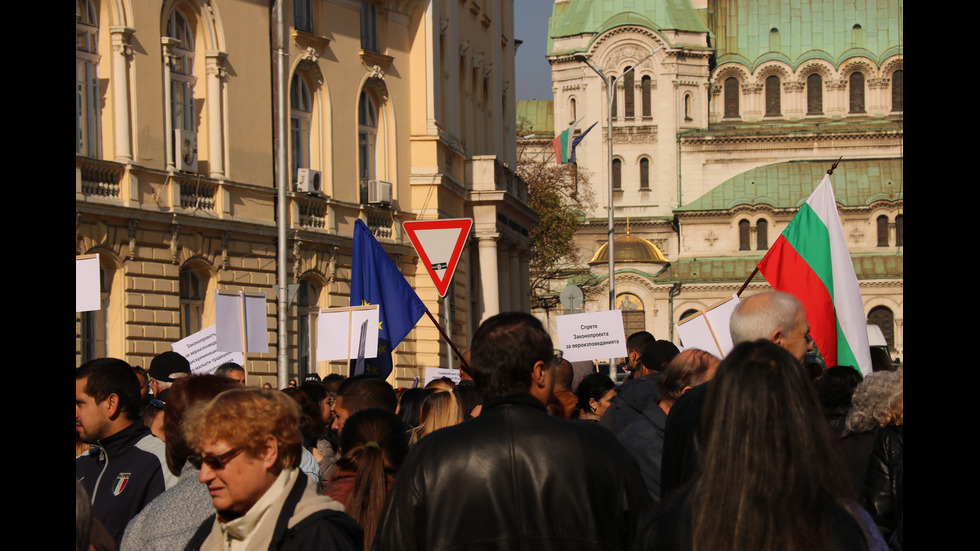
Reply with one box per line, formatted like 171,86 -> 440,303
291,74 -> 313,184
76,0 -> 100,157
297,278 -> 320,379
167,10 -> 195,133
358,91 -> 378,186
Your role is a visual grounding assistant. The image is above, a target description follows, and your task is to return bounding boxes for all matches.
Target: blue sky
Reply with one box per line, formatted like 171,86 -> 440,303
514,2 -> 555,101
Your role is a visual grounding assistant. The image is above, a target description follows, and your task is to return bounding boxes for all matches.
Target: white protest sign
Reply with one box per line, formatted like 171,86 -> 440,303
172,325 -> 246,375
556,310 -> 628,362
316,305 -> 380,362
424,367 -> 461,386
76,254 -> 101,312
675,294 -> 740,357
215,291 -> 270,353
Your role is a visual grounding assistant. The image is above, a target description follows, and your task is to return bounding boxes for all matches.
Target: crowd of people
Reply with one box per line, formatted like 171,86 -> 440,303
77,291 -> 903,551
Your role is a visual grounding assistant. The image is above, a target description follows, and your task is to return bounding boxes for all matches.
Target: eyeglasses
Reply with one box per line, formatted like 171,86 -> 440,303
187,447 -> 243,471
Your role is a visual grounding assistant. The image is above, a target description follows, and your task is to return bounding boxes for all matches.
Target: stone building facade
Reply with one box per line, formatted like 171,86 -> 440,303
76,0 -> 530,386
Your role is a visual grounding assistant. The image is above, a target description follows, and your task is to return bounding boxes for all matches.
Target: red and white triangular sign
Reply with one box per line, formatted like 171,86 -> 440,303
403,218 -> 473,297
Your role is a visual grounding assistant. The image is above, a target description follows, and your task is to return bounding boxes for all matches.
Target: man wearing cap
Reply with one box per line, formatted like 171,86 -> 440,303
599,339 -> 680,435
147,351 -> 191,401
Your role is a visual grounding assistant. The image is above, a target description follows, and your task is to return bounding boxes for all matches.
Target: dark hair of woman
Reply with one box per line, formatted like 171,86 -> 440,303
816,366 -> 864,413
282,387 -> 322,449
333,408 -> 409,551
692,340 -> 857,551
162,374 -> 238,475
453,382 -> 483,419
397,387 -> 427,429
574,373 -> 616,419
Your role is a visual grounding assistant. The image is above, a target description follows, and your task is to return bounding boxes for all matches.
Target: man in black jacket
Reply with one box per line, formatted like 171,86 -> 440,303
375,312 -> 652,551
76,358 -> 178,547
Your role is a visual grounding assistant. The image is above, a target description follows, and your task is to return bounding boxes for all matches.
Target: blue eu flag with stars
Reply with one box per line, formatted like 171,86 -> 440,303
350,219 -> 427,379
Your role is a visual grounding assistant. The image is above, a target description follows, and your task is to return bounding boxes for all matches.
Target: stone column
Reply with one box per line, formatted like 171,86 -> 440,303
110,27 -> 135,164
206,51 -> 228,178
497,242 -> 511,313
477,234 -> 499,323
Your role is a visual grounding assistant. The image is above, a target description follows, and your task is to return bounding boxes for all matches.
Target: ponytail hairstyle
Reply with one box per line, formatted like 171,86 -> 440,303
335,408 -> 409,551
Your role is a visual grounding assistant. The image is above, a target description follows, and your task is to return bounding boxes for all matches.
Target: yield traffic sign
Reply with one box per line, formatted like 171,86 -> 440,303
403,218 -> 473,297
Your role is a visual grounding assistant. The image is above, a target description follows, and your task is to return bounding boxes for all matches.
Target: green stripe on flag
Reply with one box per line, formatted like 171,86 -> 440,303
781,203 -> 834,301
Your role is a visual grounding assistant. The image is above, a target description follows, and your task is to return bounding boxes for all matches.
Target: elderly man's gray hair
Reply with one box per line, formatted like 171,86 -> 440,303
730,291 -> 803,345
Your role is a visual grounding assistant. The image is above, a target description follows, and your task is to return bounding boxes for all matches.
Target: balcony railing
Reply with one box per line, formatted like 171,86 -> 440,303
176,176 -> 216,211
77,157 -> 123,198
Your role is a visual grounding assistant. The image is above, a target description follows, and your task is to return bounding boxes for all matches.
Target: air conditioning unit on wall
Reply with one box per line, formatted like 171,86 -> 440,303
174,129 -> 198,173
297,168 -> 323,195
367,179 -> 392,206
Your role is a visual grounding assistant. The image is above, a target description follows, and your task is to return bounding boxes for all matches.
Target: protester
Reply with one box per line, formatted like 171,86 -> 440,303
183,388 -> 362,550
324,409 -> 408,551
331,375 -> 397,435
409,385 -> 463,445
861,366 -> 903,543
599,339 -> 679,433
641,340 -> 886,551
213,362 -> 246,384
374,312 -> 651,550
76,358 -> 179,547
572,372 -> 616,421
619,349 -> 720,502
120,375 -> 238,550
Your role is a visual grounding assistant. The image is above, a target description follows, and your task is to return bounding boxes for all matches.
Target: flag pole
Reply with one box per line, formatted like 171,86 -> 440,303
827,156 -> 842,175
423,308 -> 471,375
737,266 -> 760,297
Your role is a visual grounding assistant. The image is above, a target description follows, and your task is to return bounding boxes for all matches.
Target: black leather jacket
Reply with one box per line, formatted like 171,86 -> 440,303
374,394 -> 652,551
862,425 -> 903,540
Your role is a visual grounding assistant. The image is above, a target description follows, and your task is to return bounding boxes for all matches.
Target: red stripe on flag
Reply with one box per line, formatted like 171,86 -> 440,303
758,235 -> 839,365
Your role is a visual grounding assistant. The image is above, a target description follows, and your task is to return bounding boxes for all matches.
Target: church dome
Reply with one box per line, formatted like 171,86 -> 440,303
589,229 -> 667,265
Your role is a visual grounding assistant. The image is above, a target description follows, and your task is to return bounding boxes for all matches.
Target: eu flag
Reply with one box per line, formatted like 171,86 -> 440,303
350,219 -> 427,379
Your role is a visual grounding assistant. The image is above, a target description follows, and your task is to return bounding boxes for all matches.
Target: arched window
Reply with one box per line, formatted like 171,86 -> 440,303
807,73 -> 823,115
76,0 -> 100,158
849,72 -> 866,114
679,309 -> 699,322
167,10 -> 195,133
738,219 -> 750,250
724,77 -> 739,118
569,97 -> 576,122
361,2 -> 379,52
876,215 -> 889,247
684,93 -> 692,121
639,158 -> 650,190
297,278 -> 320,379
867,306 -> 895,351
358,90 -> 378,186
891,70 -> 903,112
611,80 -> 618,119
612,158 -> 622,190
765,75 -> 781,117
617,294 -> 645,335
756,219 -> 769,250
623,67 -> 635,119
895,214 -> 903,247
641,76 -> 652,118
179,262 -> 213,338
291,74 -> 313,184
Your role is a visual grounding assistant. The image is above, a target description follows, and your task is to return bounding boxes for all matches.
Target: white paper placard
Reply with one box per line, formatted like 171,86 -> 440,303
556,310 -> 628,362
424,367 -> 461,386
76,255 -> 101,313
243,293 -> 269,353
675,294 -> 740,357
316,306 -> 380,362
172,325 -> 246,375
215,292 -> 244,352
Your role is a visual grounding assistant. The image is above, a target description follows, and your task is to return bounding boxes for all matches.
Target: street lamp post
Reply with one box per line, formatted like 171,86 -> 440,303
575,46 -> 662,380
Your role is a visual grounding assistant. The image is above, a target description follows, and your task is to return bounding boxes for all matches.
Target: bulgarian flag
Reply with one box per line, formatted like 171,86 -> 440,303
552,121 -> 596,165
757,174 -> 872,375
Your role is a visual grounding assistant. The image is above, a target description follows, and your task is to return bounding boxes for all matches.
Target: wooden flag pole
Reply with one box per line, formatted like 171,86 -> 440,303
827,156 -> 842,175
424,308 -> 471,376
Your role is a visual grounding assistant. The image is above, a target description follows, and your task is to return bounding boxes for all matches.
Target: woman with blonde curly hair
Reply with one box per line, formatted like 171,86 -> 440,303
861,366 -> 903,543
